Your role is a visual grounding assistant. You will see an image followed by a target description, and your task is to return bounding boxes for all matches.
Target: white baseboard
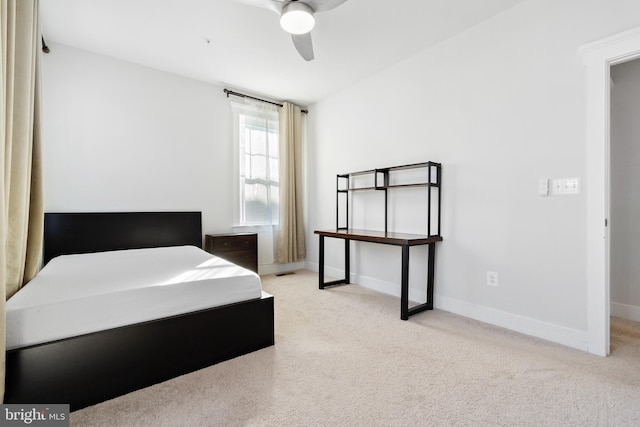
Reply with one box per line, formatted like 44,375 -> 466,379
436,296 -> 588,352
305,261 -> 589,352
611,302 -> 640,322
259,261 -> 306,276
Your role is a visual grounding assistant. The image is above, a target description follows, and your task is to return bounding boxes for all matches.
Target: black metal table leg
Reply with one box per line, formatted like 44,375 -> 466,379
426,242 -> 435,308
401,244 -> 409,320
345,238 -> 350,284
405,243 -> 437,319
319,235 -> 325,289
318,235 -> 350,289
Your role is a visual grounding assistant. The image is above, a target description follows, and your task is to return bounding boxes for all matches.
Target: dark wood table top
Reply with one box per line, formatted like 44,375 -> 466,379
314,229 -> 443,246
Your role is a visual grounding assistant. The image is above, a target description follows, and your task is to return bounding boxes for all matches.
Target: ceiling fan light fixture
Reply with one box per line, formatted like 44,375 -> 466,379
280,2 -> 315,35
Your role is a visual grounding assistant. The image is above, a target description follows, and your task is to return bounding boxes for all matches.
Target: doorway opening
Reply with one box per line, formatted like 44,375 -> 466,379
582,27 -> 640,356
609,58 -> 640,353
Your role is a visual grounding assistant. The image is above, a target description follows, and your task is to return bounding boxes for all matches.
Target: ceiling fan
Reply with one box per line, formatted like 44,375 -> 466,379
235,0 -> 349,61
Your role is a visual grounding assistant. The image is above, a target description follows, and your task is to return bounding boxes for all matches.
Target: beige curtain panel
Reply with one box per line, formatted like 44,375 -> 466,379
277,102 -> 305,264
1,0 -> 44,402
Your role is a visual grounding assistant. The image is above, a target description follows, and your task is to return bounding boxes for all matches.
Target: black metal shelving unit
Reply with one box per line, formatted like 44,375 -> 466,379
336,161 -> 442,236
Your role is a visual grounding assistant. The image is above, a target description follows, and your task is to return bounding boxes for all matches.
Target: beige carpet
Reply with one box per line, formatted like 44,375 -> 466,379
71,270 -> 640,426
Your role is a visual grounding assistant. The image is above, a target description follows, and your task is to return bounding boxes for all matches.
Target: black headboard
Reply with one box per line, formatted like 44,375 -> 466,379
43,212 -> 202,265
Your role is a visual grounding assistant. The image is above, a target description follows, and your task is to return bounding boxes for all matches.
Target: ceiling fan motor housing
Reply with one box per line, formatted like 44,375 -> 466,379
280,2 -> 315,34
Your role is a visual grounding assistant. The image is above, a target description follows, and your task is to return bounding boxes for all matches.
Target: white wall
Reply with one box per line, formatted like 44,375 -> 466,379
306,0 -> 640,351
611,58 -> 640,322
41,43 -> 234,236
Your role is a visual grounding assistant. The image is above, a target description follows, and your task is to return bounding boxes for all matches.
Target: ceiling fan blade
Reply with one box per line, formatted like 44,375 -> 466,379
233,0 -> 283,14
304,0 -> 348,13
234,0 -> 349,16
291,33 -> 314,61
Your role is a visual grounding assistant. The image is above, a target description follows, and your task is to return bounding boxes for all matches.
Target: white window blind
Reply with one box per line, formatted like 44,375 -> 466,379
232,101 -> 280,226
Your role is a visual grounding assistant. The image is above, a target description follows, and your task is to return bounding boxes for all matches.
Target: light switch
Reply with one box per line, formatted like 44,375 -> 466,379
538,179 -> 549,196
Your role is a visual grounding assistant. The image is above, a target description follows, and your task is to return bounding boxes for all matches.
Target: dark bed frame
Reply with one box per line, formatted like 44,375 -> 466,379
4,212 -> 274,411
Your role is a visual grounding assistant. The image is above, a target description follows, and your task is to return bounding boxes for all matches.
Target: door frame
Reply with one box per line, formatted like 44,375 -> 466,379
581,26 -> 640,356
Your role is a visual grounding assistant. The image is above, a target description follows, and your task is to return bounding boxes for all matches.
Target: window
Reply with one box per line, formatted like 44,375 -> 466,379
232,102 -> 280,226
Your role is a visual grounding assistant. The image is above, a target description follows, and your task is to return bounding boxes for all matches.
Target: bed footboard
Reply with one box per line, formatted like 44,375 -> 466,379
4,295 -> 274,411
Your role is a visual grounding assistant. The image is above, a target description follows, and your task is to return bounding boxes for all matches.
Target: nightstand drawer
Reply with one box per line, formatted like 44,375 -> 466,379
209,235 -> 256,252
204,233 -> 258,273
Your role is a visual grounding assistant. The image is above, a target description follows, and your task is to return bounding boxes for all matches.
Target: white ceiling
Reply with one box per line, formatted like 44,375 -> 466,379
40,0 -> 525,106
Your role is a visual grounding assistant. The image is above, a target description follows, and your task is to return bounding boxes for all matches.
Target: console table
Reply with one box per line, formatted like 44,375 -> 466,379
315,162 -> 442,320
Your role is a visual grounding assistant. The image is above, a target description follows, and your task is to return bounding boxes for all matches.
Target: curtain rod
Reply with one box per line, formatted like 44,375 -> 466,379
41,35 -> 50,53
224,89 -> 308,114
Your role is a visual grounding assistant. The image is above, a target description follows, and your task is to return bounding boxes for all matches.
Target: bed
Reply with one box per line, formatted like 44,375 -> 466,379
3,212 -> 275,411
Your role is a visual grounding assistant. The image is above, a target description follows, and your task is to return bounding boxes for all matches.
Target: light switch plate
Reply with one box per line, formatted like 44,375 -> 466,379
486,271 -> 498,287
538,179 -> 549,196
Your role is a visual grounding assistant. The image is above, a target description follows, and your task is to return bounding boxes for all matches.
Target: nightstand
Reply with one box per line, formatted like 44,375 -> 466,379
204,233 -> 258,273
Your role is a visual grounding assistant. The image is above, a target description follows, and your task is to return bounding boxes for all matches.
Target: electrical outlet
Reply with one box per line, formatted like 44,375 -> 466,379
551,178 -> 580,195
564,178 -> 580,194
486,271 -> 498,287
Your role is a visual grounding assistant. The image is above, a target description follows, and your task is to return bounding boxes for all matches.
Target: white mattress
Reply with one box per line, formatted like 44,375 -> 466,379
6,245 -> 264,350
